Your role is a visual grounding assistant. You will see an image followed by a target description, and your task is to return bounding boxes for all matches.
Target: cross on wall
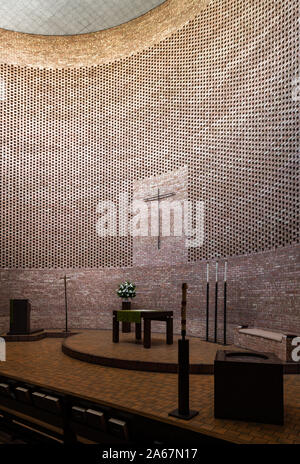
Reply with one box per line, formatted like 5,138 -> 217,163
144,188 -> 175,249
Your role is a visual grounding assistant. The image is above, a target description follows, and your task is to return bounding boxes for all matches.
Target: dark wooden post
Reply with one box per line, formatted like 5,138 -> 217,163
169,283 -> 198,420
112,312 -> 119,343
166,316 -> 173,345
181,283 -> 187,340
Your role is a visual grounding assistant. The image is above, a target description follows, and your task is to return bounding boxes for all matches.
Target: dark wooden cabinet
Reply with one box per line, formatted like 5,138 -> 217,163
214,350 -> 284,425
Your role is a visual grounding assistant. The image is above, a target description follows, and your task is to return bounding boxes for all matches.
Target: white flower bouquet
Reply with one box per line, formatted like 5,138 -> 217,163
116,281 -> 136,300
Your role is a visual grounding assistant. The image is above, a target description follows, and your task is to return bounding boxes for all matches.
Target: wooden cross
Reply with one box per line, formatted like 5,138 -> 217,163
60,275 -> 70,333
144,188 -> 175,249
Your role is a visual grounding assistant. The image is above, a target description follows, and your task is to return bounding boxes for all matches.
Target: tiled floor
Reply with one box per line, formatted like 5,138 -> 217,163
63,329 -> 245,369
0,337 -> 299,444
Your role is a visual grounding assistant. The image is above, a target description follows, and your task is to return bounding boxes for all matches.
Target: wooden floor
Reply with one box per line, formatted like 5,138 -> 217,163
0,336 -> 299,444
62,330 -> 245,374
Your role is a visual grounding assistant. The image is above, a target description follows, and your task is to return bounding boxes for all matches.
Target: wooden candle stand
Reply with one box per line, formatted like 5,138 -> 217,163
169,283 -> 198,420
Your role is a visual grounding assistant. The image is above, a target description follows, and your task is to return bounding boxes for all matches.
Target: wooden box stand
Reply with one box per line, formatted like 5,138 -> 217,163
214,350 -> 284,425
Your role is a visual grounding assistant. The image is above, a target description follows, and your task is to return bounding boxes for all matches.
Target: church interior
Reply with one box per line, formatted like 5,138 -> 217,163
0,0 -> 299,448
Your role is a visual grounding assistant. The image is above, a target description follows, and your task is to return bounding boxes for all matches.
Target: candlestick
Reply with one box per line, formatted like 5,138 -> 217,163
64,275 -> 68,333
214,268 -> 218,343
181,283 -> 187,339
223,276 -> 227,345
206,272 -> 209,342
224,261 -> 227,282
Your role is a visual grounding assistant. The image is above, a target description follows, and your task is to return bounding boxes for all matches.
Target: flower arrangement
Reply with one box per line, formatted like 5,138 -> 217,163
117,281 -> 136,300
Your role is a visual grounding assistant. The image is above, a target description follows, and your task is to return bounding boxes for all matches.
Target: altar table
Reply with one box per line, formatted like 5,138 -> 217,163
112,310 -> 173,349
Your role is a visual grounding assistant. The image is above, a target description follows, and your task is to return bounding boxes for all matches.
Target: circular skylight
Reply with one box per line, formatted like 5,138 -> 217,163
0,0 -> 166,36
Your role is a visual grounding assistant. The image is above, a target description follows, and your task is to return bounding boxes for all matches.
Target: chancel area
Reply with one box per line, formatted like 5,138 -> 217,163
0,0 -> 299,447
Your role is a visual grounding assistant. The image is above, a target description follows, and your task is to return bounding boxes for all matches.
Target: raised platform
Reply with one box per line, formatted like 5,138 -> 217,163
62,330 -> 244,374
2,329 -> 77,342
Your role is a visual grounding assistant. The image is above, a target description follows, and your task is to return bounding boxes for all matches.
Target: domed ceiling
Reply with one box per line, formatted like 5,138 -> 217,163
0,0 -> 166,36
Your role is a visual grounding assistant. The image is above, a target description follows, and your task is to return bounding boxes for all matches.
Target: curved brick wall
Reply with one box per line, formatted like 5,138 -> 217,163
0,0 -> 298,268
0,244 -> 299,342
0,0 -> 299,336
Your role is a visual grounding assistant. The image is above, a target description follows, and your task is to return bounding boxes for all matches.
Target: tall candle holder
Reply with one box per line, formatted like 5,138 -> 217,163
206,263 -> 209,342
214,262 -> 218,343
223,261 -> 227,345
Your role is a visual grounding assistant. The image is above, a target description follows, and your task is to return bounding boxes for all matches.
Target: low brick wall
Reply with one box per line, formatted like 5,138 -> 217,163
234,327 -> 286,360
234,327 -> 300,362
0,316 -> 9,335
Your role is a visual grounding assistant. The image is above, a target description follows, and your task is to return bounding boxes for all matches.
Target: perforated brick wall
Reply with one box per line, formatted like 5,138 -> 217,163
132,167 -> 189,267
0,0 -> 298,269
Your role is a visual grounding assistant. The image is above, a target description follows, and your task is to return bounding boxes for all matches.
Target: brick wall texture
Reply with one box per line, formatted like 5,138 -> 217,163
132,167 -> 189,267
0,0 -> 299,338
0,244 -> 299,342
0,0 -> 299,269
234,329 -> 287,362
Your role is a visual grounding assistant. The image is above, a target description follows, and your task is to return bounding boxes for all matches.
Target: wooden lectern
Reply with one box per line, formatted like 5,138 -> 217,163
8,299 -> 40,335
